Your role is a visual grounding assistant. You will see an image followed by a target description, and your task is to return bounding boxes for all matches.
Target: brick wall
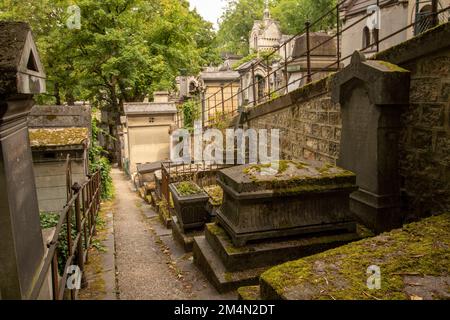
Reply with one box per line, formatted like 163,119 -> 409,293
243,23 -> 450,220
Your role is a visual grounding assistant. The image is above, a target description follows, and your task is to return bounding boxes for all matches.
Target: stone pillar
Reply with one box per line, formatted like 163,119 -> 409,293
0,22 -> 47,299
331,51 -> 410,233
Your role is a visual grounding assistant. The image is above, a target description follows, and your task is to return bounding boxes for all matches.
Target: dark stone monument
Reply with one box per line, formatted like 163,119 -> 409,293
0,22 -> 47,299
331,51 -> 410,233
194,160 -> 368,293
216,161 -> 358,246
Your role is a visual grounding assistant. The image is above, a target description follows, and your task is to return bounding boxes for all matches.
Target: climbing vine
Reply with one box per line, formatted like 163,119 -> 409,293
180,99 -> 201,131
89,114 -> 114,200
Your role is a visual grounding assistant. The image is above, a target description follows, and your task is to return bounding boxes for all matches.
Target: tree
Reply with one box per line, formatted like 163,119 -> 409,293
216,0 -> 267,55
272,0 -> 337,35
1,0 -> 219,161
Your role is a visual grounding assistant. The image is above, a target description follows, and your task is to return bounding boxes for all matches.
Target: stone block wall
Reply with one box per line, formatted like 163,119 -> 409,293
396,49 -> 450,219
247,79 -> 339,164
243,23 -> 450,220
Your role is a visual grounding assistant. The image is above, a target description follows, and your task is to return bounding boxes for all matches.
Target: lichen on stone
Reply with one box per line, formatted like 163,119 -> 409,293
29,127 -> 89,147
260,213 -> 450,300
203,185 -> 223,206
174,181 -> 202,196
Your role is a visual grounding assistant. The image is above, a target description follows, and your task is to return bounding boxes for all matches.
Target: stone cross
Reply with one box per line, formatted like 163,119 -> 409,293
0,22 -> 47,299
331,51 -> 410,233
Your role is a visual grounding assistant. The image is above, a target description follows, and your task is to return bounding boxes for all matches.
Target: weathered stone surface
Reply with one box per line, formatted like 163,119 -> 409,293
205,223 -> 365,272
28,105 -> 92,130
0,21 -> 45,299
0,21 -> 46,96
193,236 -> 267,293
259,213 -> 450,300
193,222 -> 368,293
169,182 -> 209,231
217,160 -> 357,246
331,51 -> 410,233
170,216 -> 205,253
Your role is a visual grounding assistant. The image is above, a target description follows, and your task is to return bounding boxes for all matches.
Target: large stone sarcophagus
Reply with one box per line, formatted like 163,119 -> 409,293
216,160 -> 358,246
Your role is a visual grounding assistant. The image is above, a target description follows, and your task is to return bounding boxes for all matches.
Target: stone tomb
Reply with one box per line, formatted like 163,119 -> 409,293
217,160 -> 358,246
193,160 -> 368,293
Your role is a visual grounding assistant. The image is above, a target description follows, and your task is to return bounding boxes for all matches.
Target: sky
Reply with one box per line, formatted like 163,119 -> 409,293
189,0 -> 225,30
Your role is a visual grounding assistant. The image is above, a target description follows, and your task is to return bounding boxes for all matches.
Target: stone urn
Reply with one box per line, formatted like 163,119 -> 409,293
169,181 -> 210,231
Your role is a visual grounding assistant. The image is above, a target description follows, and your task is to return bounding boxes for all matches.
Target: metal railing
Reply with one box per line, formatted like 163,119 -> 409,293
182,0 -> 449,128
30,167 -> 102,300
160,161 -> 232,203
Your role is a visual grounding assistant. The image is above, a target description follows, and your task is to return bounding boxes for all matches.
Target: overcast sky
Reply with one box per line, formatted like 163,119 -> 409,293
189,0 -> 225,30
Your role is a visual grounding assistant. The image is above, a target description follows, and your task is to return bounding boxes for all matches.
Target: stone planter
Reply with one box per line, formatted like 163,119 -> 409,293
169,181 -> 209,231
216,160 -> 358,246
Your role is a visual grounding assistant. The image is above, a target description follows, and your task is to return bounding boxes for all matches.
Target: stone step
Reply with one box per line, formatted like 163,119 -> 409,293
237,286 -> 261,300
172,216 -> 204,252
193,236 -> 269,293
204,222 -> 366,272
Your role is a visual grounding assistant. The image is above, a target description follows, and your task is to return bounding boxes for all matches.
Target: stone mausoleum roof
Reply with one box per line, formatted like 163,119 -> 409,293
29,127 -> 89,148
124,102 -> 177,115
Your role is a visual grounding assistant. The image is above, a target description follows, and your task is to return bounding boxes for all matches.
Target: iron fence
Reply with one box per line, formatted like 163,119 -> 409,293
160,161 -> 232,203
178,0 -> 449,128
30,160 -> 102,300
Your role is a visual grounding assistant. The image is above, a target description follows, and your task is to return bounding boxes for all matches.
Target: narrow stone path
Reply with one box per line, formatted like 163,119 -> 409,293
112,168 -> 190,300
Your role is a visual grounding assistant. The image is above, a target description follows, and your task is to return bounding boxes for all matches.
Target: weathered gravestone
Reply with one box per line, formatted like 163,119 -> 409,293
193,160 -> 367,293
331,51 -> 410,233
0,22 -> 47,299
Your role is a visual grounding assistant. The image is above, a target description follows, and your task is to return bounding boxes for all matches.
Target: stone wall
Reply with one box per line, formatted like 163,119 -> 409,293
243,23 -> 450,221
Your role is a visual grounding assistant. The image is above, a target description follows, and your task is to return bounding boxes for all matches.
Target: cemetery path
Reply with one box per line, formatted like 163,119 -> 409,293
112,169 -> 190,300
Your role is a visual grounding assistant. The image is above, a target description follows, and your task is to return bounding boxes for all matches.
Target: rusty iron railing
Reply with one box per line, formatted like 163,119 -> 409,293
160,161 -> 232,203
196,0 -> 449,128
30,169 -> 102,300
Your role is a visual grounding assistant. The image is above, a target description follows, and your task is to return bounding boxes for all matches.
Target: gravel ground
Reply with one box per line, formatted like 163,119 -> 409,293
113,169 -> 190,300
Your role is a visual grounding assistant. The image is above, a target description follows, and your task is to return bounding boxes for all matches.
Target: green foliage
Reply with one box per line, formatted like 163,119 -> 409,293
272,0 -> 337,35
89,115 -> 114,200
0,0 -> 219,106
175,181 -> 202,196
40,210 -> 107,274
216,0 -> 267,55
39,212 -> 77,275
180,99 -> 201,131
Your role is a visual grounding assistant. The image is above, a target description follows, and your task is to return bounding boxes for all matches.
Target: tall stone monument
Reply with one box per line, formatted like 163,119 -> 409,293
0,22 -> 47,299
331,51 -> 410,233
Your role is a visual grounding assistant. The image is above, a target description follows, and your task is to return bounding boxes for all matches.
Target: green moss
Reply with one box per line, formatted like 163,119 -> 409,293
224,272 -> 234,282
175,181 -> 202,196
377,60 -> 409,72
238,286 -> 261,300
261,213 -> 450,300
157,199 -> 171,220
206,223 -> 249,254
29,127 -> 89,147
203,185 -> 223,206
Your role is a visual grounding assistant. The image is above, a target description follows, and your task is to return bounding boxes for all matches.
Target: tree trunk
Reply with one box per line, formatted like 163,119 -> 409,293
54,82 -> 61,105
